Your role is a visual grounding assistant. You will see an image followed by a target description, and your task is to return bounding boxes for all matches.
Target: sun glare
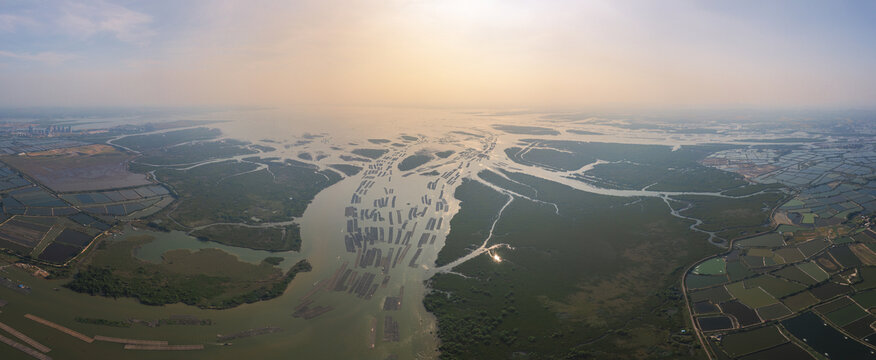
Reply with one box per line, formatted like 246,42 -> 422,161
417,0 -> 528,27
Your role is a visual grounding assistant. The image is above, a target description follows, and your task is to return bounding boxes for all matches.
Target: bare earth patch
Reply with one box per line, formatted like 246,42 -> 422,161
2,144 -> 151,192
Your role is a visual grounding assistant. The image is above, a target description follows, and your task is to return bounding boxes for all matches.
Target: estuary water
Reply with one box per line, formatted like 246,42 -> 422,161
83,107 -> 773,358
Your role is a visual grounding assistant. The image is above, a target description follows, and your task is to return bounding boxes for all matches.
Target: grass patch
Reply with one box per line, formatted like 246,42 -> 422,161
686,274 -> 728,289
584,162 -> 746,192
773,265 -> 818,285
328,164 -> 362,176
75,317 -> 132,328
426,170 -> 714,359
350,148 -> 388,159
115,127 -> 221,152
774,247 -> 804,263
66,235 -> 311,309
736,233 -> 785,248
506,140 -> 737,172
797,238 -> 828,257
492,125 -> 559,135
478,170 -> 536,198
398,154 -> 433,171
853,266 -> 876,291
796,261 -> 829,282
690,286 -> 733,303
725,281 -> 778,308
191,224 -> 301,251
154,159 -> 340,227
756,303 -> 792,320
137,139 -> 256,165
693,258 -> 726,275
744,275 -> 805,298
721,183 -> 785,197
676,192 -> 784,234
726,261 -> 754,282
263,256 -> 284,266
782,291 -> 819,311
434,180 -> 508,267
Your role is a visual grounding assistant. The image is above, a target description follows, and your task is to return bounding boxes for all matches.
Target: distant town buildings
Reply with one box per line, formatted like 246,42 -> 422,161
0,123 -> 73,137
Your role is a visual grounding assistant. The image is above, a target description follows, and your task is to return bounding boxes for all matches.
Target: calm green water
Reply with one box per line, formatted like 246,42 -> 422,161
128,228 -> 306,271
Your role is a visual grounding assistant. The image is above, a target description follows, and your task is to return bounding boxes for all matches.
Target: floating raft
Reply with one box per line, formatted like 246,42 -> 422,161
0,321 -> 51,353
0,333 -> 51,360
25,314 -> 93,343
216,327 -> 283,342
368,317 -> 377,349
94,335 -> 168,346
123,344 -> 204,351
383,316 -> 400,342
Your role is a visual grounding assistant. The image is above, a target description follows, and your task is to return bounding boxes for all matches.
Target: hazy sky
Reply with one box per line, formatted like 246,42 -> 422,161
1,0 -> 874,108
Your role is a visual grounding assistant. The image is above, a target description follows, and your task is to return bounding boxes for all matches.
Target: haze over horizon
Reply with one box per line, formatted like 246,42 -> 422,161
1,0 -> 875,109
1,3 -> 876,360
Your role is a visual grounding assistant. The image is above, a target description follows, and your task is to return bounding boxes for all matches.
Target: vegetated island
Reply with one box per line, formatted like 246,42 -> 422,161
398,153 -> 434,171
351,148 -> 389,159
491,124 -> 560,135
66,234 -> 312,309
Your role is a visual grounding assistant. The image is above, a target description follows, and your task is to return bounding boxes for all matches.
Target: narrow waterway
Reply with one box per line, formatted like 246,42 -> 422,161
432,194 -> 514,274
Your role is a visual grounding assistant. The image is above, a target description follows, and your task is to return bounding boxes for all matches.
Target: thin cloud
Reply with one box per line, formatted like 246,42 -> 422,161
124,58 -> 160,68
59,1 -> 155,44
0,50 -> 78,65
0,14 -> 37,32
